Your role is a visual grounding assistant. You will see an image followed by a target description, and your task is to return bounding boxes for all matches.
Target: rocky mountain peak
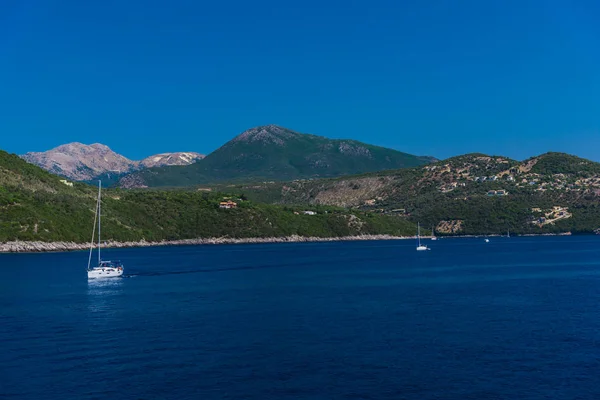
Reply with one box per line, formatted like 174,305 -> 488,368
230,125 -> 299,146
22,143 -> 135,181
140,152 -> 204,168
21,143 -> 204,181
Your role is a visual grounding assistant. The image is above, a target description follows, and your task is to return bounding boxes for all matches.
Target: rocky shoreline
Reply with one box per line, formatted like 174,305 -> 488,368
0,234 -> 412,254
0,232 -> 580,254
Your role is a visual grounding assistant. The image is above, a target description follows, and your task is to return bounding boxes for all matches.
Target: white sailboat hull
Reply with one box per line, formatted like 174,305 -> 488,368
88,267 -> 123,279
415,222 -> 430,251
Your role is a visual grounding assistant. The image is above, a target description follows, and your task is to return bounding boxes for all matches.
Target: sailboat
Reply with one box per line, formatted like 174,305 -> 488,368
87,181 -> 124,279
416,223 -> 430,251
431,225 -> 438,240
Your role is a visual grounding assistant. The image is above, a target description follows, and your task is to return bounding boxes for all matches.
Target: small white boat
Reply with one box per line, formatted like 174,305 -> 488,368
484,238 -> 490,243
87,181 -> 124,279
416,223 -> 430,251
431,225 -> 438,240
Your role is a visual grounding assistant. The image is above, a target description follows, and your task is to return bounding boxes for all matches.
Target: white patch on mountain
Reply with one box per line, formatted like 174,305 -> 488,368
21,143 -> 204,181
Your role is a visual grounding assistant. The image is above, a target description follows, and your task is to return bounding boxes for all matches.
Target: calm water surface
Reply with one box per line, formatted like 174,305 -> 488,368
2,236 -> 600,399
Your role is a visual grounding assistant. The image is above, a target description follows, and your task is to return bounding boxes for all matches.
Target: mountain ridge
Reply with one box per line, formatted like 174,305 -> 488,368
21,143 -> 204,182
4,147 -> 600,240
118,125 -> 437,188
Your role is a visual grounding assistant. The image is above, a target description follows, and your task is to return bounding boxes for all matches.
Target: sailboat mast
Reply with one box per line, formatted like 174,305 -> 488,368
98,180 -> 101,265
87,186 -> 99,271
417,222 -> 421,246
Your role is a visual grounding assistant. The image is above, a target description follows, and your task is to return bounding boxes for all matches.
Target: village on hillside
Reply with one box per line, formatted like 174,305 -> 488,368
530,206 -> 572,227
425,156 -> 600,196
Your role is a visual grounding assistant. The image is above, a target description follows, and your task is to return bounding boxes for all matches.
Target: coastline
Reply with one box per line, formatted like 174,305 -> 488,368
0,231 -> 579,254
0,234 -> 413,254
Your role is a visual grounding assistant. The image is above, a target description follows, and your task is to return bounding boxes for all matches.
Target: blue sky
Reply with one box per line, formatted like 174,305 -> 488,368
1,0 -> 599,161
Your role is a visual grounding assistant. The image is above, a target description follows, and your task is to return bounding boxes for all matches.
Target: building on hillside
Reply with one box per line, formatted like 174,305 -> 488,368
60,179 -> 74,187
302,210 -> 317,215
219,200 -> 237,209
390,208 -> 406,214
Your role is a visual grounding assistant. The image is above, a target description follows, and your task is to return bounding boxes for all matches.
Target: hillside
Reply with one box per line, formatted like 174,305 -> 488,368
21,143 -> 204,182
118,125 -> 436,188
0,150 -> 417,244
220,152 -> 600,235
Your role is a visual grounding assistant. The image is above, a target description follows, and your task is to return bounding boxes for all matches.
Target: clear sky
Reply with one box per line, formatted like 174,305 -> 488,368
1,0 -> 599,161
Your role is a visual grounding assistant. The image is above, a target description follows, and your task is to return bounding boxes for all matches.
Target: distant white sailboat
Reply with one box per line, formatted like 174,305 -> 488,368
87,181 -> 124,279
416,223 -> 430,251
484,229 -> 490,243
431,225 -> 438,240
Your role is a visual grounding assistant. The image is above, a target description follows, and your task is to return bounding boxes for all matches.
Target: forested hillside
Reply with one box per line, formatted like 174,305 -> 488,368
0,150 -> 417,243
219,153 -> 600,235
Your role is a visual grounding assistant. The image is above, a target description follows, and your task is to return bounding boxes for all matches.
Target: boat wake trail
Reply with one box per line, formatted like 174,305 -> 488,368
129,261 -> 318,278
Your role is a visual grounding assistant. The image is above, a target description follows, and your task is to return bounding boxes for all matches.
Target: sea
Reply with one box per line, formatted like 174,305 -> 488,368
2,236 -> 600,399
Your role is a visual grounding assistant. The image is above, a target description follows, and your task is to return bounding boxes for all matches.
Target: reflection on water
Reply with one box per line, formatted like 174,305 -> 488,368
87,276 -> 124,291
86,277 -> 124,315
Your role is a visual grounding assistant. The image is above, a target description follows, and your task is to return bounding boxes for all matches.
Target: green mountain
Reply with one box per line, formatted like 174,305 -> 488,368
119,125 -> 435,188
219,152 -> 600,235
0,150 -> 417,244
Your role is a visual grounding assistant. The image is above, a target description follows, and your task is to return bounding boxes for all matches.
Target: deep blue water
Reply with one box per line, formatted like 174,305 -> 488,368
2,236 -> 600,399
